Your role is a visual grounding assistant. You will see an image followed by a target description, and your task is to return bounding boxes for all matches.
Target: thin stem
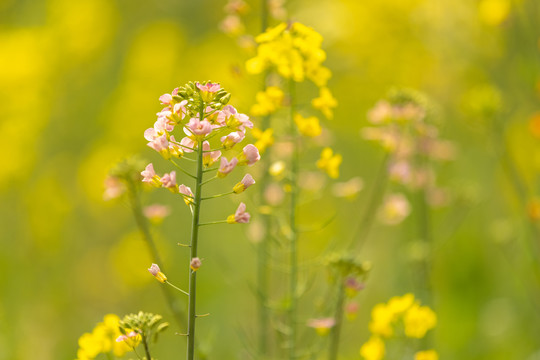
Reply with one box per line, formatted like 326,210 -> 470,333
328,278 -> 346,360
203,167 -> 219,173
127,180 -> 185,328
165,280 -> 189,296
288,78 -> 299,360
132,346 -> 143,360
201,176 -> 219,186
199,220 -> 229,226
201,191 -> 234,200
186,102 -> 206,360
142,334 -> 152,360
348,153 -> 390,251
170,159 -> 197,179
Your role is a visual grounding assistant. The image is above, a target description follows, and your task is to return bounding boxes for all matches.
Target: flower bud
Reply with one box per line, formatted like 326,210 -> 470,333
190,257 -> 202,271
148,264 -> 167,283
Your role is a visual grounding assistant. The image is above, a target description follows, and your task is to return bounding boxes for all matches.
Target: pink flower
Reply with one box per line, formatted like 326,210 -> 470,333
345,302 -> 359,321
379,193 -> 411,225
103,176 -> 125,201
344,277 -> 365,297
220,131 -> 245,149
233,174 -> 256,193
186,118 -> 212,137
179,184 -> 194,206
148,263 -> 161,276
238,144 -> 260,166
190,257 -> 202,271
202,141 -> 222,167
227,202 -> 251,224
154,115 -> 175,132
168,135 -> 184,158
173,100 -> 188,119
159,93 -> 173,105
307,318 -> 336,336
180,135 -> 196,153
161,171 -> 178,192
147,134 -> 170,158
217,157 -> 238,178
196,82 -> 221,93
217,105 -> 237,126
141,163 -> 161,187
143,204 -> 171,224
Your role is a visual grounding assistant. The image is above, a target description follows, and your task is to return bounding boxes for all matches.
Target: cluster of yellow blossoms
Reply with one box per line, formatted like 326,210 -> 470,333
360,294 -> 438,360
76,314 -> 136,360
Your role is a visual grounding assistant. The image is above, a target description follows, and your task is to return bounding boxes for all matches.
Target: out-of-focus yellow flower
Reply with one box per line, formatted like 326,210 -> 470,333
312,87 -> 337,119
359,336 -> 385,360
369,303 -> 394,337
246,22 -> 330,87
316,147 -> 342,179
269,160 -> 286,179
415,349 -> 439,360
294,114 -> 322,137
528,112 -> 540,139
76,314 -> 131,360
478,0 -> 511,26
252,128 -> 275,154
387,293 -> 415,315
250,86 -> 284,116
403,303 -> 437,338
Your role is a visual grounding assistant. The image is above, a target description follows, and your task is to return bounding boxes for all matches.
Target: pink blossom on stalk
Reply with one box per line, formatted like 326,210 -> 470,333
307,318 -> 336,336
220,131 -> 245,149
216,105 -> 238,126
180,135 -> 197,153
154,115 -> 175,132
116,331 -> 139,343
202,141 -> 222,167
179,184 -> 194,206
238,144 -> 260,166
196,82 -> 221,93
190,257 -> 202,271
159,93 -> 173,105
141,163 -> 161,187
217,157 -> 238,178
379,193 -> 411,225
148,263 -> 161,276
227,202 -> 250,224
173,100 -> 188,119
147,134 -> 170,159
161,171 -> 178,192
344,277 -> 365,297
103,176 -> 125,200
233,174 -> 256,193
345,302 -> 359,321
186,118 -> 213,137
143,204 -> 171,224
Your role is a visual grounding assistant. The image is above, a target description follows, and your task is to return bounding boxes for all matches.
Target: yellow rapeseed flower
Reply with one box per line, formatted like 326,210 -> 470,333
478,0 -> 510,26
368,303 -> 394,337
415,349 -> 439,360
76,314 -> 131,360
387,293 -> 415,315
294,114 -> 322,137
359,336 -> 385,360
312,87 -> 337,119
317,147 -> 342,179
252,128 -> 274,154
403,304 -> 437,338
250,86 -> 284,116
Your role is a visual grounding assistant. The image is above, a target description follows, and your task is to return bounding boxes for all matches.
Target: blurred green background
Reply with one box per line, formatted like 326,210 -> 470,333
1,0 -> 539,359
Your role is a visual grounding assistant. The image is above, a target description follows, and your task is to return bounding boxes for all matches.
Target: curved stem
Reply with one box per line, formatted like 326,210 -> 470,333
170,159 -> 197,179
165,280 -> 189,296
186,102 -> 206,360
201,176 -> 219,186
199,220 -> 229,226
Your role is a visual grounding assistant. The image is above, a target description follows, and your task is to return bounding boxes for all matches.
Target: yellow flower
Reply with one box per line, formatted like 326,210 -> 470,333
478,0 -> 510,26
312,87 -> 337,119
294,114 -> 322,137
316,147 -> 342,179
250,86 -> 284,116
76,314 -> 131,359
387,293 -> 415,315
360,336 -> 385,360
252,128 -> 274,154
368,303 -> 394,337
404,304 -> 437,338
415,349 -> 439,360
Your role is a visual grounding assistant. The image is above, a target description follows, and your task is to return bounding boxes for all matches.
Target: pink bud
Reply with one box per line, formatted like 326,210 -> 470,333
148,263 -> 161,276
220,131 -> 245,149
159,93 -> 173,105
141,163 -> 157,183
241,144 -> 260,166
190,257 -> 202,271
161,171 -> 177,189
218,157 -> 238,177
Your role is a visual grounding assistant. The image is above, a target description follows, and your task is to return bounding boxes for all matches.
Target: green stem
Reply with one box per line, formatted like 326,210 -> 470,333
348,153 -> 390,251
201,176 -> 219,186
199,220 -> 229,226
170,159 -> 197,179
288,78 -> 299,360
186,102 -> 206,360
142,334 -> 153,360
165,280 -> 189,296
328,278 -> 346,360
127,180 -> 185,328
201,191 -> 234,200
